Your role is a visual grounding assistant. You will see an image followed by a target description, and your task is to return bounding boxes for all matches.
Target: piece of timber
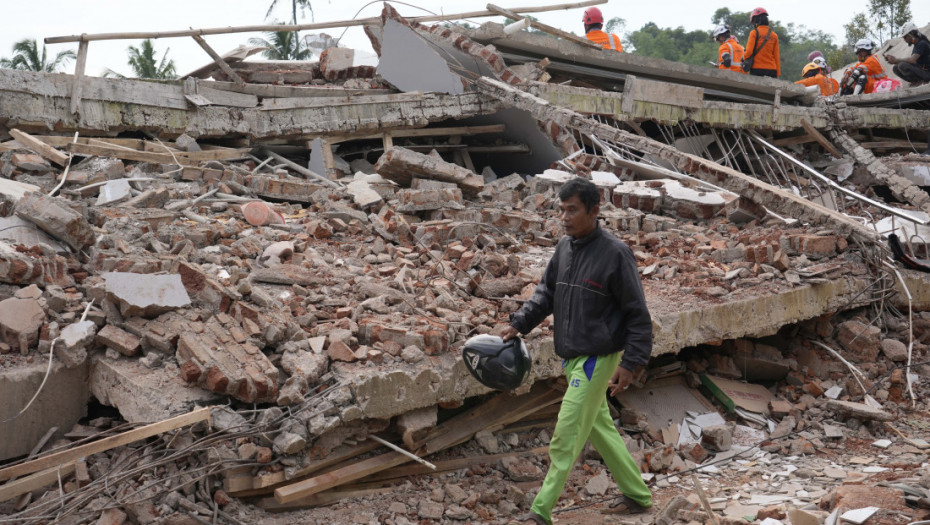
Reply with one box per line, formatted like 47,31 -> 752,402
0,407 -> 212,482
191,34 -> 246,86
360,446 -> 549,484
528,82 -> 829,131
0,69 -> 257,110
0,462 -> 76,503
274,384 -> 561,503
8,129 -> 69,166
30,136 -> 247,160
0,70 -> 500,141
67,143 -> 193,164
800,118 -> 842,158
476,77 -> 880,245
70,40 -> 88,115
45,1 -> 606,43
319,124 -> 506,144
259,486 -> 395,512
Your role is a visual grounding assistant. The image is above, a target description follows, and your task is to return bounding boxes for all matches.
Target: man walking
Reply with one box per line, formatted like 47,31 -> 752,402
501,177 -> 653,524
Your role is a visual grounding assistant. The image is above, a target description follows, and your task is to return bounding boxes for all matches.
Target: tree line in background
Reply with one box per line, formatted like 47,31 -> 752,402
0,0 -> 913,83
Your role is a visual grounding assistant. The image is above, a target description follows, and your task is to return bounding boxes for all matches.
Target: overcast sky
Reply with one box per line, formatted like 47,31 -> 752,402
2,0 -> 929,77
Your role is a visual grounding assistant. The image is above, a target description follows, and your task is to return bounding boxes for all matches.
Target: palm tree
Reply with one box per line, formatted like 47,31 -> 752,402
0,38 -> 76,72
265,0 -> 313,25
248,28 -> 312,60
104,39 -> 177,80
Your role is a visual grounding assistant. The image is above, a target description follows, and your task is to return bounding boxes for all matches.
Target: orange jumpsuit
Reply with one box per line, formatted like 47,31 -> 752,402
585,29 -> 623,52
795,73 -> 839,96
717,36 -> 746,73
744,25 -> 780,77
848,55 -> 887,94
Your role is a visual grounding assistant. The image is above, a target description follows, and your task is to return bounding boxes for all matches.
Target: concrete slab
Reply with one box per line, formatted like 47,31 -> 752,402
89,354 -> 219,423
0,359 -> 89,460
102,272 -> 191,318
376,18 -> 465,95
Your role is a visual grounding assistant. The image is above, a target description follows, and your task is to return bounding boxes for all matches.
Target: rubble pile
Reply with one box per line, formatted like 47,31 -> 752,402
1,2 -> 930,524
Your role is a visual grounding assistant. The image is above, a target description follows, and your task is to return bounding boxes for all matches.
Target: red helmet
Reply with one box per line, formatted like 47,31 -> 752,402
583,7 -> 604,25
751,7 -> 768,18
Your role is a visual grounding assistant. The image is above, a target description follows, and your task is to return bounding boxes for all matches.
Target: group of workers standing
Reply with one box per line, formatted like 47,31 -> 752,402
581,6 -> 930,97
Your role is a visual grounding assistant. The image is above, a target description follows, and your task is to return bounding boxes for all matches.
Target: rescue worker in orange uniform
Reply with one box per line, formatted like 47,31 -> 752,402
794,62 -> 839,97
713,25 -> 746,73
743,7 -> 780,78
582,7 -> 623,52
841,39 -> 887,95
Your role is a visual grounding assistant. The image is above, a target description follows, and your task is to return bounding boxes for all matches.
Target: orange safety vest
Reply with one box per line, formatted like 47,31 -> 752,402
795,73 -> 839,97
717,36 -> 745,73
850,55 -> 887,94
586,29 -> 623,52
744,25 -> 781,77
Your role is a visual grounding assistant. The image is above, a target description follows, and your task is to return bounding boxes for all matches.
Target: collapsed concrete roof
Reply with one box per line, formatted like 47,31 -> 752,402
1,2 -> 930,522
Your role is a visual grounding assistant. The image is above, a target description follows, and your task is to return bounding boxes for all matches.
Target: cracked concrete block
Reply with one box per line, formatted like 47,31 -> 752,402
0,296 -> 45,353
54,320 -> 96,368
14,191 -> 95,251
281,347 -> 329,384
96,179 -> 132,206
836,320 -> 880,362
102,272 -> 191,318
398,406 -> 437,450
273,432 -> 307,455
396,188 -> 463,212
257,241 -> 294,267
613,181 -> 664,213
11,153 -> 51,172
346,179 -> 384,210
375,147 -> 483,196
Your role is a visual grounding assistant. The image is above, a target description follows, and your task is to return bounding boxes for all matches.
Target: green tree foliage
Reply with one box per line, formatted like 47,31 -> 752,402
266,0 -> 313,25
105,39 -> 177,80
844,0 -> 912,45
0,38 -> 75,72
248,27 -> 312,60
622,9 -> 843,81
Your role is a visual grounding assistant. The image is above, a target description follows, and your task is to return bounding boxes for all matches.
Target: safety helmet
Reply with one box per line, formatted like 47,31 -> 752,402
583,7 -> 604,25
854,38 -> 873,52
462,334 -> 531,391
751,7 -> 768,18
812,56 -> 827,69
802,63 -> 820,77
713,25 -> 730,39
900,22 -> 918,37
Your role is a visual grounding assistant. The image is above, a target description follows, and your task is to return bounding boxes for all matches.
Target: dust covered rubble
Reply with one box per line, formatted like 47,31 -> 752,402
0,137 -> 919,524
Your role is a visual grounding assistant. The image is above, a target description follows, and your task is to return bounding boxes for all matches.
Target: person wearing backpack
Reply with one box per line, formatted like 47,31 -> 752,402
742,7 -> 781,78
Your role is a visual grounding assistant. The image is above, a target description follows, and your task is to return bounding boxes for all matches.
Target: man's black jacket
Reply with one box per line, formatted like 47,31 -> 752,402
509,224 -> 653,371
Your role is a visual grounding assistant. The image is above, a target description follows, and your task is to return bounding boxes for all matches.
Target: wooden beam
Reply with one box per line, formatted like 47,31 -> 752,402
274,384 -> 561,503
323,124 -> 507,143
8,129 -> 69,166
0,462 -> 76,503
0,407 -> 212,482
259,486 -> 395,512
67,142 -> 189,164
191,35 -> 246,86
70,39 -> 88,115
800,118 -> 842,159
361,446 -> 549,484
46,1 -> 606,43
487,4 -> 601,49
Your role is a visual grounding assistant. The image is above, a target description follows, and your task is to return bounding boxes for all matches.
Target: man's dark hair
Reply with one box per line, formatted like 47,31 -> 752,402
559,178 -> 600,212
752,14 -> 769,26
585,23 -> 603,31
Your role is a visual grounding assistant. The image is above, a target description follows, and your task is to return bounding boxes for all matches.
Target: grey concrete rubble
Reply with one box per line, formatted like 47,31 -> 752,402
0,5 -> 929,525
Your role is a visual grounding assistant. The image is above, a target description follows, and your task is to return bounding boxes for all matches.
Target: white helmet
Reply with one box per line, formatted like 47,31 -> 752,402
713,25 -> 730,39
854,38 -> 873,52
812,56 -> 827,68
900,22 -> 918,36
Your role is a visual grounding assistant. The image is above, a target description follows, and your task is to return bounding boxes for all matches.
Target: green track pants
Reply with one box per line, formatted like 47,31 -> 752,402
530,352 -> 652,524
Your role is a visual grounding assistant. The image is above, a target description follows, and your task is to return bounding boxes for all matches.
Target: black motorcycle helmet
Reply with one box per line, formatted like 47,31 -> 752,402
462,334 -> 531,390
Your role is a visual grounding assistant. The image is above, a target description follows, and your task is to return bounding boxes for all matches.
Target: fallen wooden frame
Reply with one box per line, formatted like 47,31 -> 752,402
0,462 -> 76,503
0,407 -> 212,483
272,383 -> 563,503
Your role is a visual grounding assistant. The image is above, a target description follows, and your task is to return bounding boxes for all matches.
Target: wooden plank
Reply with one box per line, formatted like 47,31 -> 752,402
800,118 -> 842,159
46,1 -> 606,43
70,39 -> 88,115
0,407 -> 212,482
191,34 -> 246,86
259,486 -> 395,512
361,446 -> 549,483
67,142 -> 186,164
0,462 -> 76,503
486,4 -> 601,49
9,129 -> 69,166
274,384 -> 562,503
